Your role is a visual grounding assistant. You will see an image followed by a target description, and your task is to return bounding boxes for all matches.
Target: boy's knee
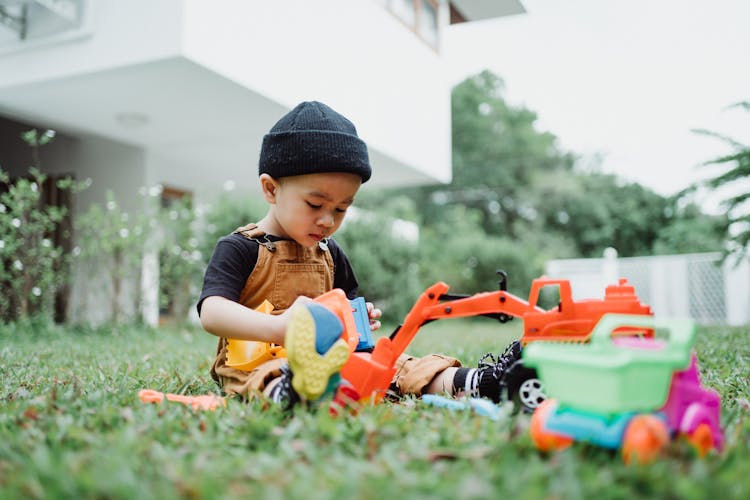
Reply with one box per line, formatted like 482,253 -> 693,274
393,354 -> 461,396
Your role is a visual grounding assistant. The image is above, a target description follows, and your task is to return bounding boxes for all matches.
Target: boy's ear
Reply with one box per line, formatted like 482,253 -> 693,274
259,174 -> 280,204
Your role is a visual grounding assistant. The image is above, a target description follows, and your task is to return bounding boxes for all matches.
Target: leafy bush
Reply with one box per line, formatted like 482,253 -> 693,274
74,190 -> 149,325
69,190 -> 265,326
0,130 -> 80,323
416,203 -> 544,297
691,101 -> 750,260
158,196 -> 206,324
197,193 -> 267,264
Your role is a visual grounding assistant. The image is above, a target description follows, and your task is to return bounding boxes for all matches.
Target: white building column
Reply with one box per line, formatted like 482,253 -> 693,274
602,247 -> 619,285
141,249 -> 159,326
724,256 -> 750,326
649,256 -> 689,317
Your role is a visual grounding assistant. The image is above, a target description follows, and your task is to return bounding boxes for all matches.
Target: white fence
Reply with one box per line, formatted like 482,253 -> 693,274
545,250 -> 750,326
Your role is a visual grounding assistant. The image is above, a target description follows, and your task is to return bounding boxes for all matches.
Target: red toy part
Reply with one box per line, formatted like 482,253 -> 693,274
309,289 -> 400,404
530,399 -> 574,452
686,423 -> 715,457
621,414 -> 670,465
388,277 -> 652,351
521,278 -> 653,344
341,336 -> 399,404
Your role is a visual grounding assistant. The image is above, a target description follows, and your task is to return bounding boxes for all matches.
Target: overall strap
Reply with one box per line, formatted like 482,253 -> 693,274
234,223 -> 276,251
234,222 -> 265,239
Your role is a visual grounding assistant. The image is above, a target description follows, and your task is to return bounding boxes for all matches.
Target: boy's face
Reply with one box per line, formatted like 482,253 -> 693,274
262,172 -> 362,247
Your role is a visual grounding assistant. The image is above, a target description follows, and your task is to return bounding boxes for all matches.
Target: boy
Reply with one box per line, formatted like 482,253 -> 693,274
198,101 -> 520,408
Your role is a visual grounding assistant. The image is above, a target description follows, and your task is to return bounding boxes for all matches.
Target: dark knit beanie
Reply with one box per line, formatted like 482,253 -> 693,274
259,101 -> 372,183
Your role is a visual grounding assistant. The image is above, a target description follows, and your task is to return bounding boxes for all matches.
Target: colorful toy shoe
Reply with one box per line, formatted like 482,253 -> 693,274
285,303 -> 351,401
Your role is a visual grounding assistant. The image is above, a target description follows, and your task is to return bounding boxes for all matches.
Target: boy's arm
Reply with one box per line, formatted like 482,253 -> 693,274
200,295 -> 311,344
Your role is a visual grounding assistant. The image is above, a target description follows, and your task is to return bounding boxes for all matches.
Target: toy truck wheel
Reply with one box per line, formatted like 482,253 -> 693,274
621,415 -> 669,465
504,361 -> 546,413
685,423 -> 714,457
530,399 -> 573,452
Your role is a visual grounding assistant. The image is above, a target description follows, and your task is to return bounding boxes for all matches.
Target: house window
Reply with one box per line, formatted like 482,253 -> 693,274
160,185 -> 191,209
388,0 -> 440,50
419,0 -> 438,47
391,0 -> 416,27
0,0 -> 91,53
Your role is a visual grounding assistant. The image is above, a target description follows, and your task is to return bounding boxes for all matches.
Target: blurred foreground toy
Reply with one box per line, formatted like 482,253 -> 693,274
138,389 -> 225,411
421,394 -> 506,421
523,314 -> 724,464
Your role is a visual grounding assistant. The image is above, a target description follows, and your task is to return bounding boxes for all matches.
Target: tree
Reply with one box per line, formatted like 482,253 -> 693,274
652,202 -> 727,255
443,70 -> 577,236
691,102 -> 750,259
534,171 -> 672,257
353,70 -> 729,309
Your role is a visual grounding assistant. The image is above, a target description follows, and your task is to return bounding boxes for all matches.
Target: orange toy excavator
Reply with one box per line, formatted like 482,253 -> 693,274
333,272 -> 652,406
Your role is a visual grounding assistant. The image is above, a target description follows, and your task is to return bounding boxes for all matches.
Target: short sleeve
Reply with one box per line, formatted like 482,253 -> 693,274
328,238 -> 360,299
196,234 -> 259,315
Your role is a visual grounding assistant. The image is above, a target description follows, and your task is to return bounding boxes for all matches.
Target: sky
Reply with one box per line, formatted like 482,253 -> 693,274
444,0 -> 750,214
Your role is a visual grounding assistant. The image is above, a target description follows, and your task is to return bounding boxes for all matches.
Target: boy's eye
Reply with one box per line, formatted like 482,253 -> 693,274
306,202 -> 322,209
335,208 -> 347,214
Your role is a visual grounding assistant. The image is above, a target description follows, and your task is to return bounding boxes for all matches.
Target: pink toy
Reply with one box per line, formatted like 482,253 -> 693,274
661,354 -> 724,454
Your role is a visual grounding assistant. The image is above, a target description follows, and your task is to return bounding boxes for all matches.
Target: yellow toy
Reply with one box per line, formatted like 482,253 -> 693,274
225,300 -> 288,371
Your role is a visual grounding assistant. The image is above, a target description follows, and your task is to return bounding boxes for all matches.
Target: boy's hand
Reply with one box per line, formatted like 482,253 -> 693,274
278,296 -> 314,337
366,302 -> 382,331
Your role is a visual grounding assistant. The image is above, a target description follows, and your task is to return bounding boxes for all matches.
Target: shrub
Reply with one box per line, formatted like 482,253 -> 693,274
335,212 -> 422,322
73,190 -> 149,325
158,196 -> 206,324
0,130 -> 80,323
197,193 -> 267,261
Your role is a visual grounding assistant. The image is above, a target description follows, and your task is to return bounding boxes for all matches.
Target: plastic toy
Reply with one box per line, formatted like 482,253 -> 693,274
225,296 -> 373,372
523,314 -> 723,464
225,300 -> 286,371
421,394 -> 506,421
138,389 -> 225,411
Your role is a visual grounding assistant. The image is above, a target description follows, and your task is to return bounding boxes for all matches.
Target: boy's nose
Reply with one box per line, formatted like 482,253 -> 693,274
318,213 -> 334,227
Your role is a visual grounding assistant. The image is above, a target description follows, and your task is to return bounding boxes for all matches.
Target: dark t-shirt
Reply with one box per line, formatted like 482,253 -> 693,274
197,233 -> 359,315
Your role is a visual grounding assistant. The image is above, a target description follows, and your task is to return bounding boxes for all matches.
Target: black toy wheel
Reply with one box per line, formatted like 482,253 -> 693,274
504,361 -> 546,413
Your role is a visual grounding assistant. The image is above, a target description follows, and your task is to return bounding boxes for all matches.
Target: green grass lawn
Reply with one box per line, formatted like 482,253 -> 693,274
1,319 -> 749,499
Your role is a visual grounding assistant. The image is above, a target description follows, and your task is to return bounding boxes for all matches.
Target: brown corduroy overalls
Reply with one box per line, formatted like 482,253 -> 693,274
209,223 -> 460,400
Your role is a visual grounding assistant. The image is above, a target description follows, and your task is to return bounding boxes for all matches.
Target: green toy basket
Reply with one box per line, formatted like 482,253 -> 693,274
522,314 -> 696,415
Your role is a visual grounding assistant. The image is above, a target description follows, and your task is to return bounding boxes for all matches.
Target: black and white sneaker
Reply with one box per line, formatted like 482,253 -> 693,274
268,363 -> 301,411
474,340 -> 523,403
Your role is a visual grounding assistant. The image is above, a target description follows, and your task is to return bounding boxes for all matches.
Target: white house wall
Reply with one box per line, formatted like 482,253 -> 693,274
181,0 -> 452,185
67,135 -> 148,215
0,0 -> 454,198
0,0 -> 184,88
